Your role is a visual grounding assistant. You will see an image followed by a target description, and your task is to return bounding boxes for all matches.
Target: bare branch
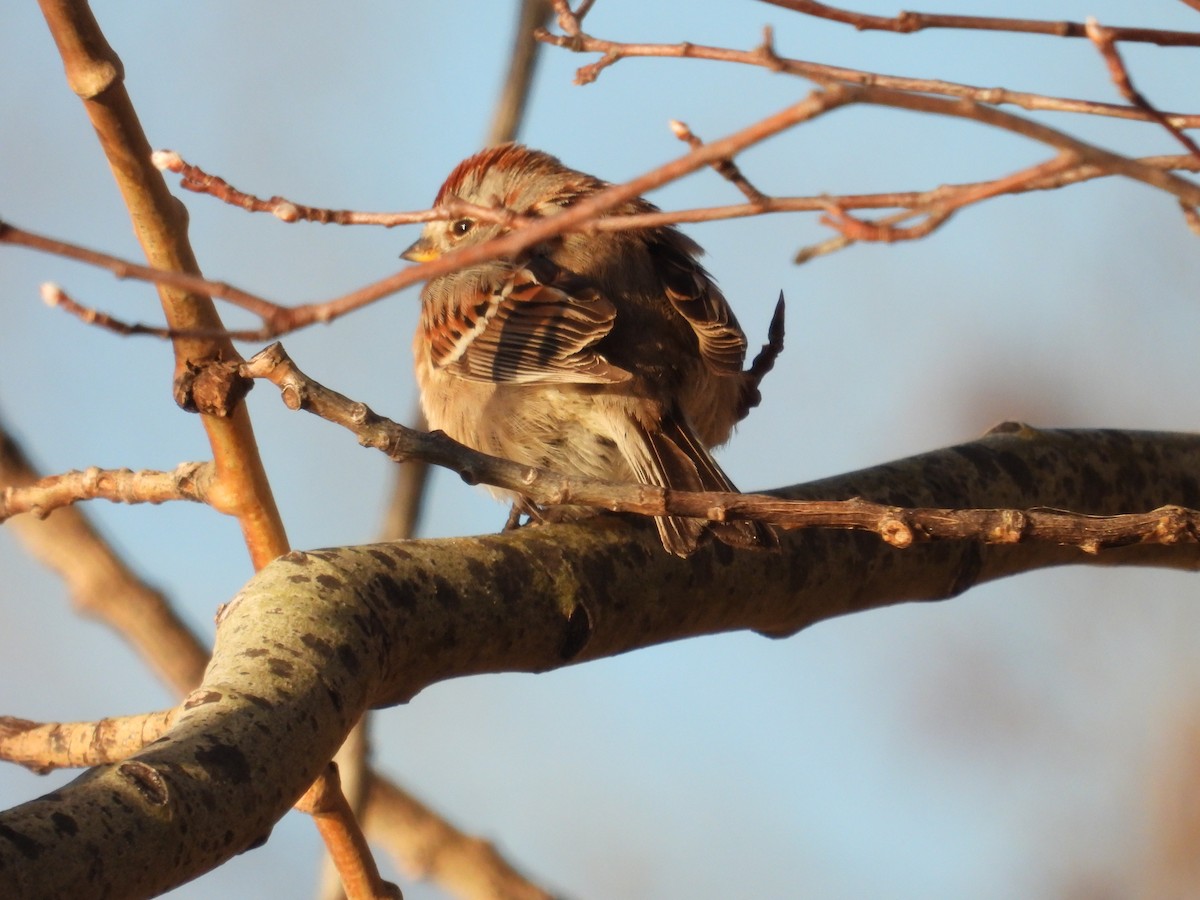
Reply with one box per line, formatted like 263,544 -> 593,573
536,25 -> 1200,128
1,222 -> 284,334
297,764 -> 403,900
18,150 -> 1200,351
37,0 -> 288,570
242,343 -> 1200,554
792,154 -> 1200,262
0,460 -> 214,523
364,776 -> 555,900
486,0 -> 555,147
0,710 -> 177,774
759,0 -> 1200,47
0,425 -> 209,691
152,151 -> 522,229
670,119 -> 767,202
1085,19 -> 1200,163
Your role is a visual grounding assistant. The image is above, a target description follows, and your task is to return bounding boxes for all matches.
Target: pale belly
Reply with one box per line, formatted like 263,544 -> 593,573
420,374 -> 638,484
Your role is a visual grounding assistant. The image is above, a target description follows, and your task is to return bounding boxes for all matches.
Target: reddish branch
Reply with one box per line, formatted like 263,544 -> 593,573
818,153 -> 1078,245
9,144 -> 1200,345
1085,20 -> 1200,163
153,150 -> 525,230
759,0 -> 1200,47
297,764 -> 403,900
11,149 -> 1199,343
670,119 -> 767,202
537,24 -> 1200,129
5,93 -> 853,340
12,7 -> 1194,344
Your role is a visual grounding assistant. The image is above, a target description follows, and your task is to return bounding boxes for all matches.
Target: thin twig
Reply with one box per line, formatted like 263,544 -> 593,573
759,0 -> 1200,47
42,282 -> 176,339
0,425 -> 210,692
153,151 -> 524,229
791,154 -> 1200,262
2,222 -> 283,342
0,460 -> 214,523
536,26 -> 1200,128
670,119 -> 767,202
0,710 -> 178,774
821,205 -> 953,243
818,153 -> 1078,245
1085,19 -> 1200,162
297,764 -> 403,900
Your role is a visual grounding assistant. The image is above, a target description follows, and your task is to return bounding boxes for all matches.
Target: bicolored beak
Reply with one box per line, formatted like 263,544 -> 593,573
401,235 -> 440,263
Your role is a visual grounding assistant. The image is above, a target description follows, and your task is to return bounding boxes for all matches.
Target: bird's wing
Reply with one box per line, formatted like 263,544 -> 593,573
650,230 -> 748,376
425,256 -> 631,385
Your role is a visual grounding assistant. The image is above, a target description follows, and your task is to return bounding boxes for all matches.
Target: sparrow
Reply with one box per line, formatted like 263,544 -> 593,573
403,143 -> 782,557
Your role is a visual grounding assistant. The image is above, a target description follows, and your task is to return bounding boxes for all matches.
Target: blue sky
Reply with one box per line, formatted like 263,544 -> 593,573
3,2 -> 1200,897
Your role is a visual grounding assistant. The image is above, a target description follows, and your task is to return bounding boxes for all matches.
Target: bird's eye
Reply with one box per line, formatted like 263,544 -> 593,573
451,218 -> 474,237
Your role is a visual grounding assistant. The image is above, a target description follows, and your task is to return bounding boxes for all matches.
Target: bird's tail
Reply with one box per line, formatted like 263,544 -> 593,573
623,409 -> 778,558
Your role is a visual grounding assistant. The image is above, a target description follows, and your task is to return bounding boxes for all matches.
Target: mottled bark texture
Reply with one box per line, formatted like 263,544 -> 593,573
2,427 -> 1198,897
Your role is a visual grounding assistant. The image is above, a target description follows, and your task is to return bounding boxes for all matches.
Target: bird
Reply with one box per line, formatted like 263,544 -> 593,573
402,143 -> 783,557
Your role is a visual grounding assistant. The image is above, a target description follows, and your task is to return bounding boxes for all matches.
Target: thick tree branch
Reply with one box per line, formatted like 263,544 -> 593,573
1,428 -> 1197,896
0,422 -> 552,898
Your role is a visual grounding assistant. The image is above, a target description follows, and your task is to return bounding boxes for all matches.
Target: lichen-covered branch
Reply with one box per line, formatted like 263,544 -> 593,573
1,428 -> 1197,896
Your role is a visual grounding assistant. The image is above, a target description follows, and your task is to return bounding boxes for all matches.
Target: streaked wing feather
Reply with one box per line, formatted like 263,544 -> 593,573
652,232 -> 748,375
427,260 -> 631,385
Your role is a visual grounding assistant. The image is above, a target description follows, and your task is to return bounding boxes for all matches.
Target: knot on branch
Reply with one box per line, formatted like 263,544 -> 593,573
117,761 -> 170,807
987,509 -> 1029,543
1151,504 -> 1197,544
879,511 -> 915,547
173,358 -> 253,417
